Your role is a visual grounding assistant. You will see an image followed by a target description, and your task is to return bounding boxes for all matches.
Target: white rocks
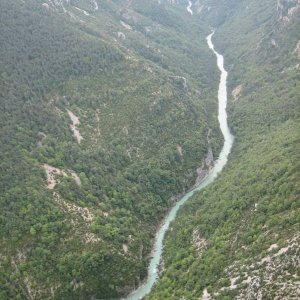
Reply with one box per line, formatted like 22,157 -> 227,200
216,233 -> 300,299
192,229 -> 207,257
44,164 -> 81,189
117,31 -> 126,39
277,0 -> 300,23
91,0 -> 98,11
229,277 -> 239,290
84,232 -> 101,244
71,279 -> 84,290
67,109 -> 83,144
195,147 -> 214,186
271,39 -> 277,47
73,6 -> 90,16
122,126 -> 129,136
42,3 -> 50,9
202,288 -> 211,300
232,85 -> 243,102
170,75 -> 187,89
177,145 -> 183,157
70,171 -> 81,186
268,244 -> 279,252
53,192 -> 95,222
120,20 -> 132,31
123,244 -> 129,254
44,164 -> 67,190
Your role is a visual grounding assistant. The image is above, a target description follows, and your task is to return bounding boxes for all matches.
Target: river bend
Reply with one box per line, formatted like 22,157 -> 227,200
124,31 -> 234,300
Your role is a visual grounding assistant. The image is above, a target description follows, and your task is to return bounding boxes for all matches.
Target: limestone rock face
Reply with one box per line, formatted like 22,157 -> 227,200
277,0 -> 300,23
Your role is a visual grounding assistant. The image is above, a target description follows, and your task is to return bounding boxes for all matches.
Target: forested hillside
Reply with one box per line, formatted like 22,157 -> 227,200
1,0 -> 299,299
0,0 -> 223,299
148,0 -> 300,299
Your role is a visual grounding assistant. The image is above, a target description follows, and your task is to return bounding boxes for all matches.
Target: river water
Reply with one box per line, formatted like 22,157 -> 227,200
187,1 -> 193,15
124,32 -> 234,300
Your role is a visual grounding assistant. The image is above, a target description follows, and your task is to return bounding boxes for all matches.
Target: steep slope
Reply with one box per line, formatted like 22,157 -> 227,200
0,0 -> 223,299
148,0 -> 300,299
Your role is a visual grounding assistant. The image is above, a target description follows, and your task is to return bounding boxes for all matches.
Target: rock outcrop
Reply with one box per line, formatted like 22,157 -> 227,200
277,0 -> 300,23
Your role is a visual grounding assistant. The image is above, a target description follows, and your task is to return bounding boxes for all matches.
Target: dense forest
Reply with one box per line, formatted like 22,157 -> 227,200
148,0 -> 300,299
0,0 -> 223,299
1,0 -> 299,299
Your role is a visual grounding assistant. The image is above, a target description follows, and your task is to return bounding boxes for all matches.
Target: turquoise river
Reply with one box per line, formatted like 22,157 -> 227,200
124,31 -> 235,300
